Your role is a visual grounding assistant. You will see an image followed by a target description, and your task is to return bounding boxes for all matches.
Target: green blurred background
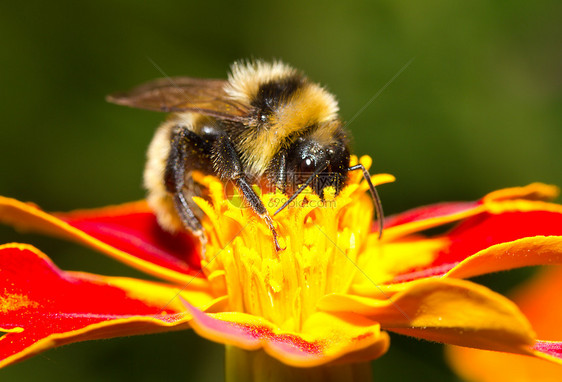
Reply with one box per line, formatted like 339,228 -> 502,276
1,1 -> 560,381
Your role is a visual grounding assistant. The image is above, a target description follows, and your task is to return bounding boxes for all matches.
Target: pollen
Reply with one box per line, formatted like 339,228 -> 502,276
194,156 -> 391,331
0,293 -> 39,314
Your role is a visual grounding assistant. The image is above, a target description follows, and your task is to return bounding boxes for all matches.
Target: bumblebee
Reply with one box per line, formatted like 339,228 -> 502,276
107,60 -> 383,252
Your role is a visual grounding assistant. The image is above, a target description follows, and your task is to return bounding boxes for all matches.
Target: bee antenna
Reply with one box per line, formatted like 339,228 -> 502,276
347,164 -> 384,239
274,163 -> 329,216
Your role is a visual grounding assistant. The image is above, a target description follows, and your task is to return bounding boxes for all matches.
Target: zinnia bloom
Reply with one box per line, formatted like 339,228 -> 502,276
1,155 -> 562,380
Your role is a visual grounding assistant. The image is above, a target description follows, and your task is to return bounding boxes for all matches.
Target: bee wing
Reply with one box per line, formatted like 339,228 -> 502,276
106,77 -> 247,122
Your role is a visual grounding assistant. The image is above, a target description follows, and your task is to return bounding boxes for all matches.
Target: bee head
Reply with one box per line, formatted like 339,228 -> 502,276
285,132 -> 350,197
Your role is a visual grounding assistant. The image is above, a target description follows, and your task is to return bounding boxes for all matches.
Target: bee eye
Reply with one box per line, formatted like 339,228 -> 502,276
299,156 -> 316,174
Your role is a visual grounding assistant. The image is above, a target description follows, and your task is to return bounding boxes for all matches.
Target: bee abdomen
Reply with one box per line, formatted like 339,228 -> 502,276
144,121 -> 184,233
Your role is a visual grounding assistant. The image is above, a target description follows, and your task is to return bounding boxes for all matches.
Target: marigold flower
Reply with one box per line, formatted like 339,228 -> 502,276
1,155 -> 562,379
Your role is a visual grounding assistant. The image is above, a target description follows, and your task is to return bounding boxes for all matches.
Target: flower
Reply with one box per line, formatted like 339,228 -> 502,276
1,155 -> 562,377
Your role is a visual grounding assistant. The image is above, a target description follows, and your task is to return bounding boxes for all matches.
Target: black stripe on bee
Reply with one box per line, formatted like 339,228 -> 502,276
251,75 -> 305,125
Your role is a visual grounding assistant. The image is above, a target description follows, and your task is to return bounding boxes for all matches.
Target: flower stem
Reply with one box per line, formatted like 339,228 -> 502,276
225,346 -> 372,382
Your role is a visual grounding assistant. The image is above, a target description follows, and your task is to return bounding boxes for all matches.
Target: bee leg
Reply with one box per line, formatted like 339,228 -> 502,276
268,149 -> 287,193
165,127 -> 209,253
173,191 -> 207,251
213,135 -> 284,252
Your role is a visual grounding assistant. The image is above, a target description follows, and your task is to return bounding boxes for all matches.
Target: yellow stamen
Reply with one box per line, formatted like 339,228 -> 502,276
194,156 -> 392,331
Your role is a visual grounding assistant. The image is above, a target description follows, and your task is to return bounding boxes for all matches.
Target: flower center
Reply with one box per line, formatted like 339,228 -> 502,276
195,156 -> 389,331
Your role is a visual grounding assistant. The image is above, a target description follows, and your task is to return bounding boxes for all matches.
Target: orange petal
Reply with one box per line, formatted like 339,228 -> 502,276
0,196 -> 204,285
0,244 -> 216,368
319,277 -> 535,355
447,268 -> 562,380
444,236 -> 562,279
183,300 -> 390,367
482,183 -> 559,204
448,343 -> 562,382
511,268 -> 562,340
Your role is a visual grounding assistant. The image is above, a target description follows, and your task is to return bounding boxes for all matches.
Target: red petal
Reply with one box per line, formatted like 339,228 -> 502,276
0,197 -> 202,284
383,201 -> 482,241
183,300 -> 389,367
442,236 -> 562,280
392,209 -> 562,282
385,201 -> 479,228
0,244 -> 205,368
384,183 -> 558,237
435,210 -> 562,268
533,341 -> 562,363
